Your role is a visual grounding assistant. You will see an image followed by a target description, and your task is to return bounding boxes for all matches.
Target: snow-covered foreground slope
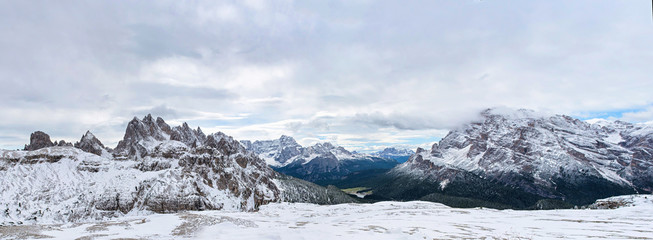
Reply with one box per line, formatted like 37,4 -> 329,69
3,195 -> 652,240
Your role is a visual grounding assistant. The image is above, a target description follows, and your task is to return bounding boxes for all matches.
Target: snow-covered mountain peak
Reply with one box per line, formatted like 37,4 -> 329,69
205,132 -> 248,156
376,147 -> 416,156
170,122 -> 207,148
415,147 -> 427,154
393,108 -> 653,205
81,130 -> 96,141
279,135 -> 297,144
74,130 -> 110,157
113,115 -> 215,158
307,142 -> 335,152
371,147 -> 416,163
480,108 -> 553,121
240,135 -> 303,166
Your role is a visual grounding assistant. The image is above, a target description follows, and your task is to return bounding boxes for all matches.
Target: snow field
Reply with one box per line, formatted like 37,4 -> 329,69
3,195 -> 652,240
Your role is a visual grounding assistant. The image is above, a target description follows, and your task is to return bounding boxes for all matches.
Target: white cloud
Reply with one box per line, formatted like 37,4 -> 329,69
0,0 -> 651,150
621,107 -> 653,123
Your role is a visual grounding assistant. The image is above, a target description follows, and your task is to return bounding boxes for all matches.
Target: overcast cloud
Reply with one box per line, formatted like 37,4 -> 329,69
1,0 -> 652,151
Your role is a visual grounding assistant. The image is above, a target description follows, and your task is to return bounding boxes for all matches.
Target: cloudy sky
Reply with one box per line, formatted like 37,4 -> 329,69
1,0 -> 652,151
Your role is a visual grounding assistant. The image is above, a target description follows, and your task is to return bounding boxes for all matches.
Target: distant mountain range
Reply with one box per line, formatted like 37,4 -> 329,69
372,147 -> 415,163
241,137 -> 408,185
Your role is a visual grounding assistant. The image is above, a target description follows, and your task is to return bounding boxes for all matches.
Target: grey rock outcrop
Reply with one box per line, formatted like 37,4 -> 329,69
74,131 -> 108,156
114,114 -> 171,158
23,131 -> 55,151
170,123 -> 206,148
55,140 -> 73,147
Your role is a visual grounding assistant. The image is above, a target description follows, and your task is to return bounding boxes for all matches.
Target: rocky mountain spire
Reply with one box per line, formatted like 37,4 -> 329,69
171,122 -> 207,148
114,114 -> 172,158
23,131 -> 54,151
113,114 -> 225,158
74,130 -> 108,156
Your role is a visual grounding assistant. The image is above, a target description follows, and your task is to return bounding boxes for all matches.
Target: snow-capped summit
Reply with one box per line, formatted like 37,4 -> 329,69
113,115 -> 213,158
379,108 -> 653,207
74,130 -> 110,157
373,147 -> 415,163
170,122 -> 207,148
241,135 -> 303,167
375,147 -> 415,156
113,114 -> 172,158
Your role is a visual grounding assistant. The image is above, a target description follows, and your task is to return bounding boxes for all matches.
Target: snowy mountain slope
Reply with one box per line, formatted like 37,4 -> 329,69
1,115 -> 354,224
242,136 -> 398,184
372,109 -> 653,207
273,174 -> 358,205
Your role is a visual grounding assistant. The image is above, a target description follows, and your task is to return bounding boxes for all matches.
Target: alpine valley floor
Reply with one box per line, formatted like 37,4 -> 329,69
2,195 -> 652,240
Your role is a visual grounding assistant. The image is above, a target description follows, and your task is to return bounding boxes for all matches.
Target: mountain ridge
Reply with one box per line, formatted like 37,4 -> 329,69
242,136 -> 399,185
369,108 -> 653,208
1,115 -> 356,224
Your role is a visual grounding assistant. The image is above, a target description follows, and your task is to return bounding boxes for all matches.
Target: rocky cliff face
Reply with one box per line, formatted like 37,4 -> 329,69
74,131 -> 110,157
376,109 -> 653,207
23,131 -> 54,151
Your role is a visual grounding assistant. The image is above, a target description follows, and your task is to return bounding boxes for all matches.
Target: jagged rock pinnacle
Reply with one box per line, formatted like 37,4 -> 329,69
24,131 -> 54,151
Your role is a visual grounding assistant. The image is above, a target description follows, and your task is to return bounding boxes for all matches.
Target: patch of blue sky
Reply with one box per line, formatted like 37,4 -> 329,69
355,136 -> 440,153
573,107 -> 647,121
402,136 -> 441,146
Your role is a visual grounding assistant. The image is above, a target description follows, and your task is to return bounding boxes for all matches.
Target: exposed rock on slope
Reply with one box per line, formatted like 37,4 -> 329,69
373,109 -> 652,208
74,131 -> 110,157
23,131 -> 54,151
